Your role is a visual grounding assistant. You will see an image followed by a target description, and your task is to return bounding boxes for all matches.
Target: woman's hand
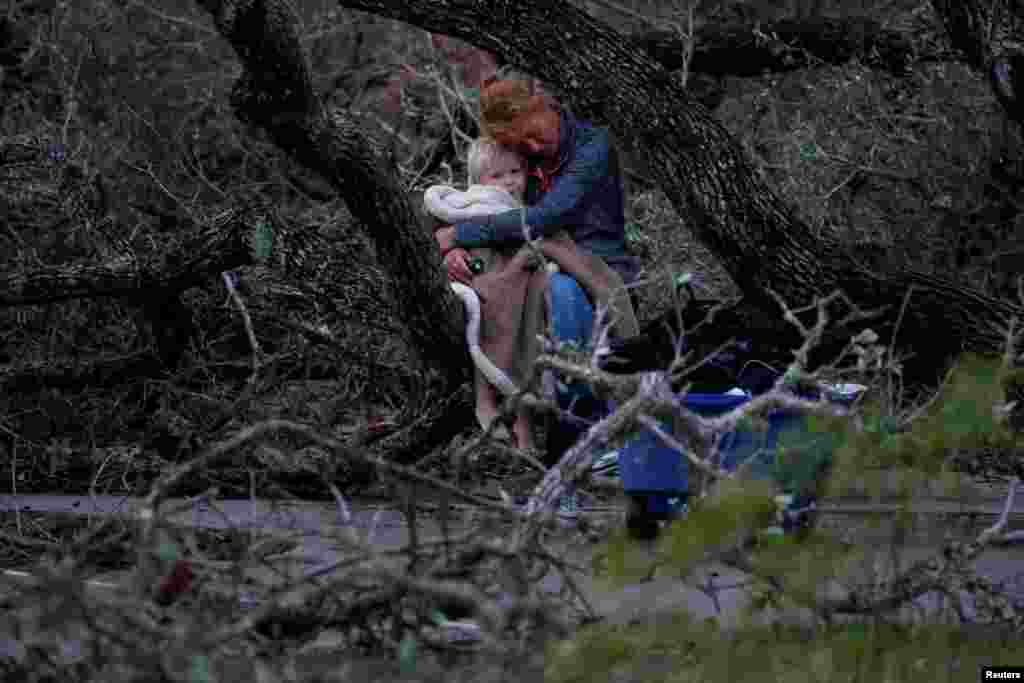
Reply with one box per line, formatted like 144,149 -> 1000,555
435,225 -> 473,284
443,248 -> 474,285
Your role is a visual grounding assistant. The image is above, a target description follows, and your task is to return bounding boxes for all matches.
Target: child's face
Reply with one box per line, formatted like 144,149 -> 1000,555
479,151 -> 526,200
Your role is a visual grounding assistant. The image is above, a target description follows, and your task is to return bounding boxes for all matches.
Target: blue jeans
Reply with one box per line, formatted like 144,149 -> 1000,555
545,273 -> 606,464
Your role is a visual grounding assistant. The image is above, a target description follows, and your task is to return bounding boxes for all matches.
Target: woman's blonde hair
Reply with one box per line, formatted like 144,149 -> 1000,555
466,137 -> 520,185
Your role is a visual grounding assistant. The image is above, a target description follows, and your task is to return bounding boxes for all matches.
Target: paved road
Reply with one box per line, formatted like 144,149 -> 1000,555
1,494 -> 1022,661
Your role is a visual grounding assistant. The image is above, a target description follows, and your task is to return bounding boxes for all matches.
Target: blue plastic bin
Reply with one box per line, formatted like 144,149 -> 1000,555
617,384 -> 864,507
618,392 -> 750,495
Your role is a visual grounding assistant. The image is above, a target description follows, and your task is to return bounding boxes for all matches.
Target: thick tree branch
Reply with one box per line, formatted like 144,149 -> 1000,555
631,16 -> 913,77
0,206 -> 256,306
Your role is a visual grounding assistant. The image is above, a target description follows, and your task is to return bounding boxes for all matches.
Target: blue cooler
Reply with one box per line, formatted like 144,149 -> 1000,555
750,384 -> 864,495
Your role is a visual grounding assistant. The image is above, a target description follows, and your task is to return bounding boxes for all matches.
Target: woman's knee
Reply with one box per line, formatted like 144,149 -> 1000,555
548,273 -> 594,345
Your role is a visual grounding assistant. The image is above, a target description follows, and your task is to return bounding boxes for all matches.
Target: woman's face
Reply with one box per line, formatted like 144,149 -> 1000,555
506,108 -> 561,164
480,150 -> 527,199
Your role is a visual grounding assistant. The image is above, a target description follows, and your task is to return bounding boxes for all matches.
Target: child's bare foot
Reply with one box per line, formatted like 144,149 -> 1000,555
474,383 -> 505,437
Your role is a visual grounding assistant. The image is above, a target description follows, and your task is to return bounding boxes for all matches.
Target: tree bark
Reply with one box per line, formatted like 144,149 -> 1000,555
330,0 -> 1021,391
930,0 -> 1024,70
0,206 -> 259,307
0,351 -> 166,394
930,0 -> 1024,127
630,16 -> 914,77
372,14 -> 917,193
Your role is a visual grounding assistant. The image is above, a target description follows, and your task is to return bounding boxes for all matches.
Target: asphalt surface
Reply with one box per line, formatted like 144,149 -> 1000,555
1,493 -> 1023,662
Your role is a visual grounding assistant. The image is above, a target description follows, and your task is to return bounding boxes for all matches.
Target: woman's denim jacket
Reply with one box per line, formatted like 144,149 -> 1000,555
453,109 -> 639,284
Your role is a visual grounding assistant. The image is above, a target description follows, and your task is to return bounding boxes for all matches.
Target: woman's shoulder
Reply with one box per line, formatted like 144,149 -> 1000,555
573,119 -> 610,148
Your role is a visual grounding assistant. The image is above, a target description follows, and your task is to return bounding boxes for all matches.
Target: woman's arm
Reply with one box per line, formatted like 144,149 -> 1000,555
452,128 -> 611,248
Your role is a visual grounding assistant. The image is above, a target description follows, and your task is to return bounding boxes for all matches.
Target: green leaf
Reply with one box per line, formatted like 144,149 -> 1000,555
398,632 -> 418,674
253,219 -> 273,261
845,623 -> 867,641
674,272 -> 694,288
879,415 -> 901,434
157,541 -> 179,562
155,531 -> 179,562
190,655 -> 212,683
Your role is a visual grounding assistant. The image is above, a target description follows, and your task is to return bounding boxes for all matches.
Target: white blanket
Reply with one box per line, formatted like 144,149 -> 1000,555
424,184 -> 522,400
449,282 -> 519,398
423,184 -> 558,276
423,184 -> 522,223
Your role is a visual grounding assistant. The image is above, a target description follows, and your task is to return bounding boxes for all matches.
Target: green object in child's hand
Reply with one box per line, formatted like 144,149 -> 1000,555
468,257 -> 485,275
253,219 -> 273,261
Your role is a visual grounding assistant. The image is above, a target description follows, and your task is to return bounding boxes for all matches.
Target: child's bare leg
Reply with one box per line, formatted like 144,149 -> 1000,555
475,375 -> 512,439
474,373 -> 499,425
512,408 -> 536,450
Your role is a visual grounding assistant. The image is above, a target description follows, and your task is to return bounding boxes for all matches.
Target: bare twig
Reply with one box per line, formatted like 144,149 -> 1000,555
980,478 -> 1021,545
221,270 -> 262,384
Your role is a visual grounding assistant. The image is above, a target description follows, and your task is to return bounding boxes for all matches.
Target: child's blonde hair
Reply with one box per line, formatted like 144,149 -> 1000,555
466,137 -> 521,186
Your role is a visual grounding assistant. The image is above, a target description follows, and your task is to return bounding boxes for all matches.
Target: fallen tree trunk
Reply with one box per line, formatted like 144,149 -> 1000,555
0,347 -> 420,397
0,202 -> 343,371
0,351 -> 165,394
0,207 -> 257,307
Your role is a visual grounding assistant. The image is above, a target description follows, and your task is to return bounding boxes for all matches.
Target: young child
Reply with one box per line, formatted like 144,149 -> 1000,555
424,138 -> 543,450
426,138 -> 558,277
